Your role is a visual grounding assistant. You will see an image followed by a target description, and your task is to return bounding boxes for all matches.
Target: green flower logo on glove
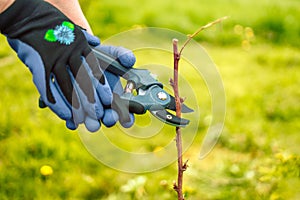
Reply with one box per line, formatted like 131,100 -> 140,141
44,21 -> 75,45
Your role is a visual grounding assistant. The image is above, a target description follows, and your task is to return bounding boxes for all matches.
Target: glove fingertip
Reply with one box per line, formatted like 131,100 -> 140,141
98,45 -> 136,68
85,116 -> 101,132
66,119 -> 78,130
82,30 -> 100,46
120,114 -> 135,128
118,53 -> 136,68
102,109 -> 118,128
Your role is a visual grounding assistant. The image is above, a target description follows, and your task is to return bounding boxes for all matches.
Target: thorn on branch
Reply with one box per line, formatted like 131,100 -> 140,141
169,78 -> 174,87
182,159 -> 189,171
180,97 -> 186,104
173,181 -> 178,190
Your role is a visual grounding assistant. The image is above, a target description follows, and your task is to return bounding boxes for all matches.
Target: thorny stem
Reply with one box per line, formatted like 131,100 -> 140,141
172,39 -> 185,200
171,16 -> 228,200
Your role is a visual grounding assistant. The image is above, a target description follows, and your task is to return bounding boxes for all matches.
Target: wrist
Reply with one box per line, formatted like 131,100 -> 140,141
0,0 -> 14,13
45,0 -> 93,34
0,0 -> 40,32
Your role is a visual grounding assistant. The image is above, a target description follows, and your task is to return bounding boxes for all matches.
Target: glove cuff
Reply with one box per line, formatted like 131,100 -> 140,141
0,0 -> 40,33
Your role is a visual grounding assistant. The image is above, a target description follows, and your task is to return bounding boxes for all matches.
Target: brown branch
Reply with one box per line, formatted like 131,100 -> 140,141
172,39 -> 185,200
171,17 -> 228,200
172,39 -> 181,117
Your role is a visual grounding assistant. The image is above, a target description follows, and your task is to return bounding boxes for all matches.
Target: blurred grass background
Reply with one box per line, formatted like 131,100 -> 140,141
0,0 -> 300,199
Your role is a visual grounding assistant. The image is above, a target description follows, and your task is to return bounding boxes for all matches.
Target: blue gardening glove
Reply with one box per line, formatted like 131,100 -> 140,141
40,33 -> 137,129
0,0 -> 112,132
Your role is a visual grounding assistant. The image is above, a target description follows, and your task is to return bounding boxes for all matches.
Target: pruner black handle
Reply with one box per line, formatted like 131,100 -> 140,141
111,93 -> 131,124
92,47 -> 128,77
111,93 -> 148,124
92,47 -> 162,90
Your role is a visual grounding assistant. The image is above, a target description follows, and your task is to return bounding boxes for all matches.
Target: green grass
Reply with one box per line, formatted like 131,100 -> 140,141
1,0 -> 300,199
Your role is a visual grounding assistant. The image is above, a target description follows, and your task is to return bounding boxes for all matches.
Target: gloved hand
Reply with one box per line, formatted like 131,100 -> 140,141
0,0 -> 112,132
70,32 -> 137,129
38,32 -> 137,129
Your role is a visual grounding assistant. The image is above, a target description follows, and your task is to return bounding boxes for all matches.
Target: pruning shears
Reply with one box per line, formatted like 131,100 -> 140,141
92,47 -> 194,127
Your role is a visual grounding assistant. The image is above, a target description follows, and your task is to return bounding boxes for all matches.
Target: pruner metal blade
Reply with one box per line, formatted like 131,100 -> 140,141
154,95 -> 193,127
168,95 -> 194,113
150,109 -> 190,127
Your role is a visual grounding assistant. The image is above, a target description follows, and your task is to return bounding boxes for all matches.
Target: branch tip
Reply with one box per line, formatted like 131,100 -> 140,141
173,38 -> 179,44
